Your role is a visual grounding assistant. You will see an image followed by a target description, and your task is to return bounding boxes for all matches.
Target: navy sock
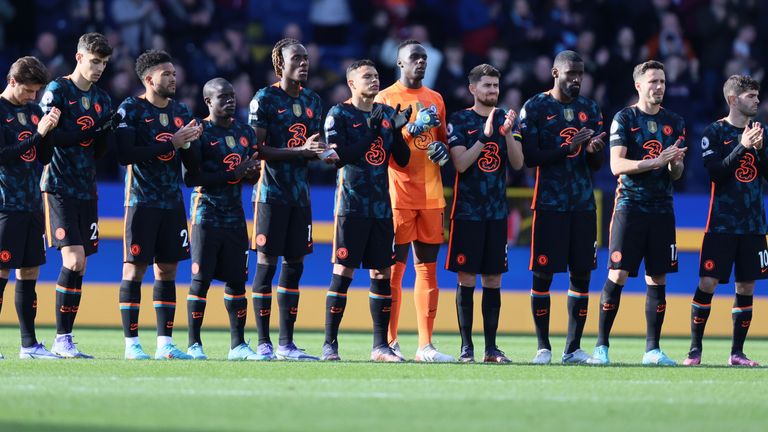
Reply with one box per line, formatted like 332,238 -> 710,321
277,262 -> 303,346
481,287 -> 501,350
153,280 -> 176,337
732,294 -> 753,355
187,279 -> 210,347
456,284 -> 474,348
15,279 -> 38,348
251,263 -> 276,345
645,284 -> 666,352
224,282 -> 248,349
369,278 -> 392,349
324,274 -> 352,345
55,267 -> 79,334
565,276 -> 589,354
596,279 -> 623,347
531,274 -> 552,350
119,280 -> 142,337
689,287 -> 713,352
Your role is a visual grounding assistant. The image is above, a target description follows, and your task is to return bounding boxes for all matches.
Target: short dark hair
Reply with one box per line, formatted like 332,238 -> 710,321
553,50 -> 583,69
723,74 -> 760,100
397,39 -> 421,55
346,59 -> 376,78
271,38 -> 302,78
203,77 -> 232,100
7,56 -> 48,85
632,60 -> 664,81
467,63 -> 500,84
77,32 -> 113,57
135,50 -> 173,80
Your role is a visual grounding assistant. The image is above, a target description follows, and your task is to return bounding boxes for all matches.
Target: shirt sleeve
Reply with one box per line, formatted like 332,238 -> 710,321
249,91 -> 269,129
39,81 -> 63,114
609,110 -> 628,148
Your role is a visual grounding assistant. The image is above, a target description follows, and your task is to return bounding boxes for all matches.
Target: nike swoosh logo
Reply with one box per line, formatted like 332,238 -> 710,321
631,127 -> 641,132
277,108 -> 287,114
468,129 -> 478,134
4,118 -> 12,123
762,267 -> 767,273
546,114 -> 557,120
724,140 -> 733,145
352,123 -> 362,128
209,141 -> 219,146
144,118 -> 155,123
68,100 -> 78,105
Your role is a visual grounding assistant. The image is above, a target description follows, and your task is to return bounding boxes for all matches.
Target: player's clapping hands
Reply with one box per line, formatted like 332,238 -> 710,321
587,132 -> 606,153
501,108 -> 517,135
300,132 -> 332,160
171,119 -> 202,149
427,141 -> 449,166
741,122 -> 764,150
391,103 -> 413,130
406,105 -> 441,136
567,127 -> 594,154
657,137 -> 687,168
37,107 -> 60,137
481,108 -> 498,142
233,153 -> 260,179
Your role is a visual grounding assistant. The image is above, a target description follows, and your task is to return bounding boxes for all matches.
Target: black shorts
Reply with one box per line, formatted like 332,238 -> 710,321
699,232 -> 768,283
0,211 -> 46,269
190,223 -> 249,283
43,193 -> 98,256
124,205 -> 190,264
251,202 -> 313,257
608,211 -> 677,277
446,218 -> 508,275
333,216 -> 394,270
529,210 -> 597,274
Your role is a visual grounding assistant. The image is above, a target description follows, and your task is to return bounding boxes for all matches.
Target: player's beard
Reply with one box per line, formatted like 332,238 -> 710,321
564,83 -> 580,99
157,86 -> 175,99
478,94 -> 498,108
738,101 -> 758,118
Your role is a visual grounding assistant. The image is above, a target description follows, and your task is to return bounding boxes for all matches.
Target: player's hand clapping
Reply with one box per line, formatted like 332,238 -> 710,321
233,153 -> 260,179
37,107 -> 61,137
368,104 -> 384,130
567,127 -> 594,154
427,141 -> 449,166
171,119 -> 202,149
481,108 -> 498,143
741,122 -> 763,150
391,103 -> 413,130
500,109 -> 517,135
587,132 -> 606,153
406,106 -> 441,136
657,137 -> 687,168
300,132 -> 328,157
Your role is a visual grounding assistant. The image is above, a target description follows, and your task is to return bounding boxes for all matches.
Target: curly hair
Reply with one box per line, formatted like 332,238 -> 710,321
135,50 -> 173,80
271,38 -> 301,78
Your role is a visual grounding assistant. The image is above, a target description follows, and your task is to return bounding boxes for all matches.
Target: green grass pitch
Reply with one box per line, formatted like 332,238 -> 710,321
0,327 -> 766,431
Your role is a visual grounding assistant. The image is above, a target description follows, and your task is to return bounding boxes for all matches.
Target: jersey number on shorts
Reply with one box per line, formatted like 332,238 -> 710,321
180,229 -> 189,247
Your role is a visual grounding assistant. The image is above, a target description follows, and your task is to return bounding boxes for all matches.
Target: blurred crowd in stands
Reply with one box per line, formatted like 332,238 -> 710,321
1,0 -> 767,193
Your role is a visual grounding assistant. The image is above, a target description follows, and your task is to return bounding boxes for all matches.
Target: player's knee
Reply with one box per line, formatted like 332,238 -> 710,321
154,262 -> 177,280
458,272 -> 476,286
61,247 -> 86,272
413,241 -> 439,263
735,282 -> 755,296
393,244 -> 409,263
189,279 -> 210,298
122,263 -> 147,281
225,281 -> 246,296
257,252 -> 278,266
278,261 -> 304,288
370,267 -> 390,279
608,269 -> 629,285
333,264 -> 355,279
0,268 -> 10,279
481,274 -> 501,288
16,267 -> 39,280
698,277 -> 718,293
645,274 -> 666,286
